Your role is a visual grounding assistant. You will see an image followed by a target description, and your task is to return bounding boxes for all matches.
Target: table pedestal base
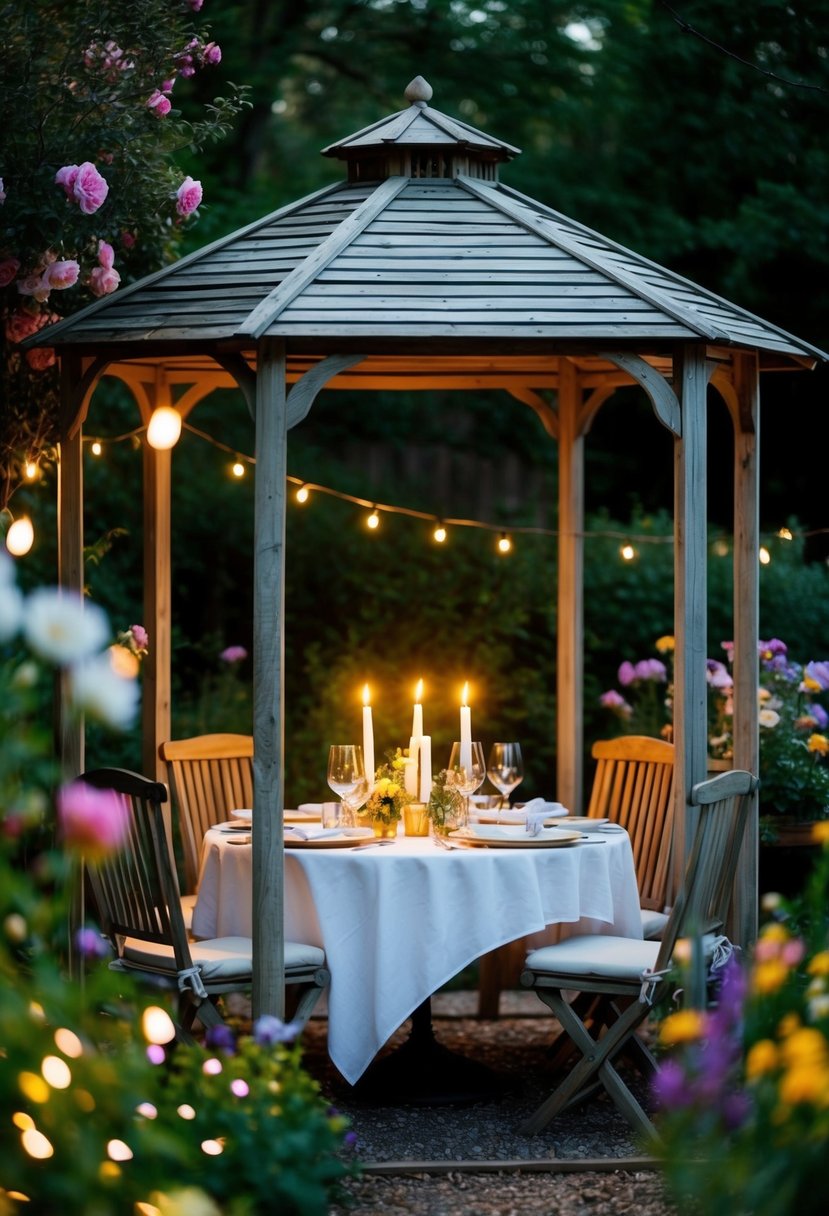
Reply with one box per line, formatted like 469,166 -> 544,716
351,999 -> 507,1106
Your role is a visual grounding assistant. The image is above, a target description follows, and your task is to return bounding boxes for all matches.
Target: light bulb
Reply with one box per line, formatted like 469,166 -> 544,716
497,533 -> 512,554
433,523 -> 447,543
777,527 -> 793,541
231,460 -> 245,478
90,440 -> 103,456
146,406 -> 182,450
620,542 -> 636,562
713,539 -> 729,557
367,508 -> 380,530
759,546 -> 771,565
296,484 -> 309,504
6,516 -> 34,556
24,461 -> 38,480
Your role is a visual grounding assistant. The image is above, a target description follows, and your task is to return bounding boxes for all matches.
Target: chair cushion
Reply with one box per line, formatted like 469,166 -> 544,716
524,935 -> 661,981
640,907 -> 669,940
121,936 -> 324,982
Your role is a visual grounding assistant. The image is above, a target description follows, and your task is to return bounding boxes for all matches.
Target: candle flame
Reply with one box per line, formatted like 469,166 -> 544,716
415,678 -> 423,703
461,681 -> 469,706
362,683 -> 371,707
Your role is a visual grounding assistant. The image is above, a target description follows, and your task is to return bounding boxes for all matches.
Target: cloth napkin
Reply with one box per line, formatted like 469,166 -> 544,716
471,799 -> 568,825
520,798 -> 569,836
285,826 -> 344,841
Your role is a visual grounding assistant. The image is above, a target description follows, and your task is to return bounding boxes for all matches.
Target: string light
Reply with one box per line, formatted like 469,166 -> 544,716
433,521 -> 447,543
90,440 -> 103,456
713,539 -> 729,557
367,507 -> 380,530
778,527 -> 793,540
24,460 -> 38,481
146,406 -> 182,450
231,460 -> 246,479
296,484 -> 310,504
759,546 -> 771,565
497,532 -> 512,554
620,541 -> 637,562
6,516 -> 34,556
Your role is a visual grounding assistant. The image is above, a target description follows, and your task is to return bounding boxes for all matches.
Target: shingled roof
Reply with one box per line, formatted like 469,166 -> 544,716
36,77 -> 826,365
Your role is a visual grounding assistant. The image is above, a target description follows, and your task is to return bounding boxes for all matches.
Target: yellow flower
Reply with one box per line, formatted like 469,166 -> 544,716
746,1039 -> 779,1080
808,951 -> 829,977
659,1009 -> 705,1046
778,1064 -> 829,1107
753,960 -> 789,995
672,937 -> 692,964
655,635 -> 675,653
812,822 -> 829,845
760,923 -> 790,944
777,1013 -> 801,1039
803,675 -> 823,693
807,733 -> 829,755
780,1027 -> 828,1070
386,783 -> 400,798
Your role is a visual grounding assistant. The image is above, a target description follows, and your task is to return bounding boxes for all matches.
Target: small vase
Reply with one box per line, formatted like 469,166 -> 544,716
403,802 -> 430,836
371,819 -> 398,840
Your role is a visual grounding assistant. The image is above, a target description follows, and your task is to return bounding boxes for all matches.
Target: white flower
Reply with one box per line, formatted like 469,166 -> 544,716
0,583 -> 24,640
759,708 -> 781,729
23,588 -> 110,664
69,652 -> 139,728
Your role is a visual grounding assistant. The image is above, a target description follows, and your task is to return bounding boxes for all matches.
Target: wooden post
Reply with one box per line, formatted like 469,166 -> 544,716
57,354 -> 85,779
673,345 -> 709,880
251,338 -> 287,1018
142,439 -> 172,781
731,352 -> 760,945
556,358 -> 584,813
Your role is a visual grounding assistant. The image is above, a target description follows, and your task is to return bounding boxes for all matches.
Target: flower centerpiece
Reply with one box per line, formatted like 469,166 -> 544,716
652,824 -> 829,1216
358,749 -> 411,838
426,768 -> 467,836
599,636 -> 829,837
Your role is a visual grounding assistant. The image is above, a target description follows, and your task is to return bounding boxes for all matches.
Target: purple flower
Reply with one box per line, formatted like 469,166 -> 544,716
253,1014 -> 301,1046
202,41 -> 221,65
343,1130 -> 358,1148
721,1090 -> 751,1130
805,661 -> 829,691
220,645 -> 247,663
617,660 -> 636,687
634,658 -> 667,682
811,702 -> 829,730
707,660 -> 733,690
652,1059 -> 692,1109
75,926 -> 112,959
205,1024 -> 237,1054
761,638 -> 788,657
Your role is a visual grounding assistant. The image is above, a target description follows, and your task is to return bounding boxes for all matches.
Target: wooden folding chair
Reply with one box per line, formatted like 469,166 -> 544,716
587,736 -> 676,939
82,767 -> 329,1039
159,734 -> 254,896
519,768 -> 758,1139
477,735 -> 676,1019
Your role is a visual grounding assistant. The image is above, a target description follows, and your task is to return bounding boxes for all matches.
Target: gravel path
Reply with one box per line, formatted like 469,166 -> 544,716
295,991 -> 677,1216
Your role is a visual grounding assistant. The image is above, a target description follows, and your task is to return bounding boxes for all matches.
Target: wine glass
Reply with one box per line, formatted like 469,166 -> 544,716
447,741 -> 486,820
327,745 -> 366,828
486,742 -> 524,809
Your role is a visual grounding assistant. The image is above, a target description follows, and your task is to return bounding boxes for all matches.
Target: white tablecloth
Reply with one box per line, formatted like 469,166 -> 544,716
193,827 -> 642,1085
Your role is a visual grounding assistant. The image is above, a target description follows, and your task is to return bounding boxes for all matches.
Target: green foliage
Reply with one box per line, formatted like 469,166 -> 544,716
427,768 -> 466,831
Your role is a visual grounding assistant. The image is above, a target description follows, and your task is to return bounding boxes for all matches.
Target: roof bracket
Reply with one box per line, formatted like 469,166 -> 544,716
598,351 -> 682,437
286,354 -> 367,429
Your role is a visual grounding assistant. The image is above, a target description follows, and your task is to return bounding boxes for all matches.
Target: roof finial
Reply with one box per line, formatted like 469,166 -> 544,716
404,75 -> 433,107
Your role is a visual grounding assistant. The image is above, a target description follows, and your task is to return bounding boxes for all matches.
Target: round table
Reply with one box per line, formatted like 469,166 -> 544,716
193,825 -> 642,1087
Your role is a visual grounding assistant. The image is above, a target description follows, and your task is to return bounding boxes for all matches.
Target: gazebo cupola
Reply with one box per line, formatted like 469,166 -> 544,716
322,74 -> 520,183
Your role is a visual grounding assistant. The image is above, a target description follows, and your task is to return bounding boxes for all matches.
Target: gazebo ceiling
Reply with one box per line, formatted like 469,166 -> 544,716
35,76 -> 825,371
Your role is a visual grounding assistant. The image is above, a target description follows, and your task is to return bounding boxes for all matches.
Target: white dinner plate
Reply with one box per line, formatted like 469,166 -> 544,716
449,825 -> 584,849
284,827 -> 376,849
558,816 -> 611,832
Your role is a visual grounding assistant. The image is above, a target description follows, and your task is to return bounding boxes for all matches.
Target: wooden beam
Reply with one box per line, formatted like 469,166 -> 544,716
672,345 -> 709,887
730,351 -> 760,946
141,372 -> 172,781
252,338 -> 288,1019
599,351 -> 681,436
556,358 -> 584,813
286,353 -> 367,429
505,386 -> 558,438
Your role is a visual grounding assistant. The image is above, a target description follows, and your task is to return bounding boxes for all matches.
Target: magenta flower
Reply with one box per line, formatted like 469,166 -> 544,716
0,177 -> 6,204
202,41 -> 222,65
58,780 -> 130,858
706,659 -> 733,690
161,78 -> 176,94
652,1059 -> 692,1109
43,259 -> 80,290
147,89 -> 172,117
75,926 -> 112,959
55,164 -> 80,198
56,162 -> 108,214
617,660 -> 636,686
0,257 -> 19,287
176,175 -> 202,216
599,689 -> 633,717
633,658 -> 667,682
188,0 -> 204,10
220,645 -> 247,663
131,624 -> 149,650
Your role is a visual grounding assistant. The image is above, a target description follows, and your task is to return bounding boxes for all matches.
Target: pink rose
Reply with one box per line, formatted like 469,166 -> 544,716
121,230 -> 136,249
97,239 -> 115,270
147,90 -> 172,117
89,265 -> 121,297
176,175 -> 202,216
72,162 -> 109,214
220,645 -> 247,663
0,257 -> 21,287
58,780 -> 130,858
0,177 -> 6,204
131,624 -> 149,650
17,272 -> 51,302
202,41 -> 221,65
161,78 -> 175,94
26,347 -> 56,371
43,259 -> 80,290
55,164 -> 80,198
5,310 -> 41,343
188,0 -> 204,10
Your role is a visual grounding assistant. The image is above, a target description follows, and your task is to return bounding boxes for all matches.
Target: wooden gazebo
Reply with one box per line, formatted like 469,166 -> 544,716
36,77 -> 826,1015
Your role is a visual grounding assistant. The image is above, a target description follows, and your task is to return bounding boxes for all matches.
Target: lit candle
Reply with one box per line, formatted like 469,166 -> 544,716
419,735 -> 432,803
460,682 -> 472,772
362,684 -> 375,789
405,738 -> 419,796
412,678 -> 424,739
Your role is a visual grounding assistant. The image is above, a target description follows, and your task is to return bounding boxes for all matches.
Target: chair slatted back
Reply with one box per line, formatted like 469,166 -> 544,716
586,736 -> 675,911
159,734 -> 254,893
655,769 -> 759,972
82,768 -> 192,970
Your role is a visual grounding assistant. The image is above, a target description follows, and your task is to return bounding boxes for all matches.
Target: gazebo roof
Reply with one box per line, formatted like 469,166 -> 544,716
36,79 -> 825,366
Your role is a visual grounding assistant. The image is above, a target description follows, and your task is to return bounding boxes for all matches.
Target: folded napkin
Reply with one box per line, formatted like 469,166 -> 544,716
297,803 -> 324,814
470,799 -> 569,826
285,826 -> 344,841
521,798 -> 569,836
